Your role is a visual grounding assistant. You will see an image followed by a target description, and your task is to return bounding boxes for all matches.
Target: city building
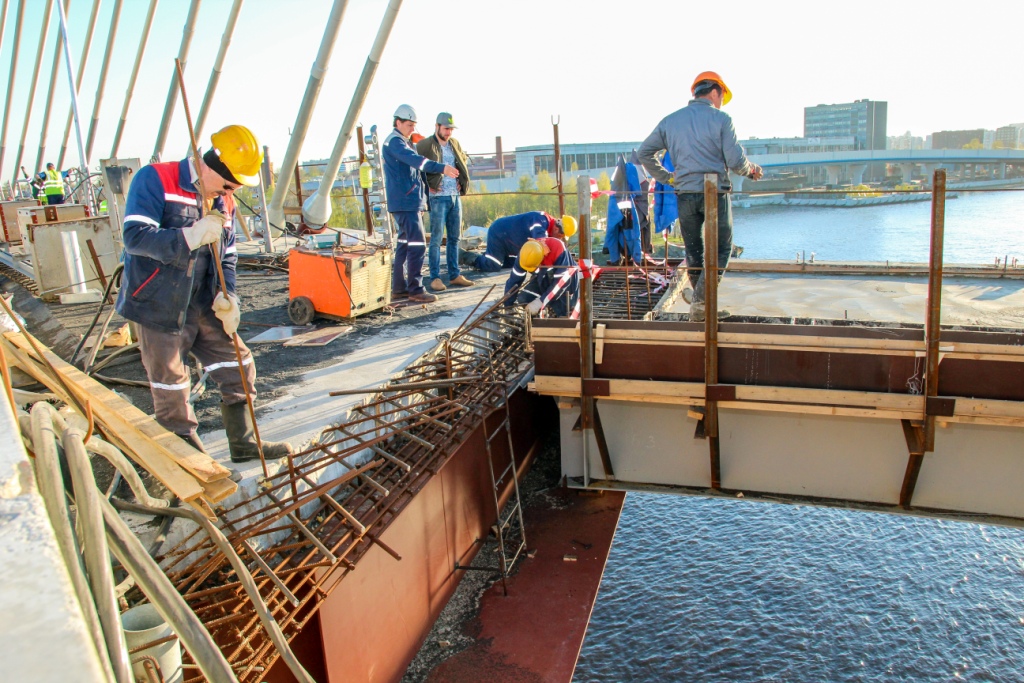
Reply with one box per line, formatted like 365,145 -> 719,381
931,129 -> 986,149
995,125 -> 1024,149
514,142 -> 641,179
804,99 -> 887,151
887,131 -> 924,151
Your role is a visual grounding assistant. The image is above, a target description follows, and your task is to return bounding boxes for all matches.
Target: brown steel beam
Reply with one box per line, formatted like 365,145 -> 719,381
899,419 -> 925,507
704,173 -> 721,489
923,169 -> 946,452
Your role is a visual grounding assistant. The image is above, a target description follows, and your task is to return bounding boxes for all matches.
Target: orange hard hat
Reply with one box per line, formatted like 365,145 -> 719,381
691,71 -> 732,106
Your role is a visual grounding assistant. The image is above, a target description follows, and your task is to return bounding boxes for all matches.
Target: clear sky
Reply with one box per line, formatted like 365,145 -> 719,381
0,0 -> 1021,182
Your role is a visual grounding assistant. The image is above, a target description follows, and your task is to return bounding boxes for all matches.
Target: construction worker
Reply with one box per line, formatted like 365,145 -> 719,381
466,211 -> 577,272
30,172 -> 45,201
115,124 -> 293,464
637,71 -> 762,322
510,238 -> 579,317
42,163 -> 65,205
383,104 -> 460,304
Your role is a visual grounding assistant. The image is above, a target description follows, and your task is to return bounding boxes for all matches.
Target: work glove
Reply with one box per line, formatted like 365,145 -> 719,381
212,292 -> 240,337
525,299 -> 543,315
182,210 -> 226,251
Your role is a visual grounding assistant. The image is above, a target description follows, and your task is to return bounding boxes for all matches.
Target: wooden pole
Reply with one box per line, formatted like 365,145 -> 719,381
174,59 -> 269,478
923,169 -> 946,451
704,173 -> 721,489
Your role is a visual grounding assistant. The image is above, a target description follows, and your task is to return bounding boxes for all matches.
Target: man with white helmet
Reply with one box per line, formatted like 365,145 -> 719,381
383,104 -> 459,303
638,71 -> 763,322
116,124 -> 293,463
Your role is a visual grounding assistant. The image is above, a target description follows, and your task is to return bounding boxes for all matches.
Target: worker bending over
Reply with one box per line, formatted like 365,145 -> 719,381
115,124 -> 293,463
509,237 -> 579,318
466,211 -> 576,272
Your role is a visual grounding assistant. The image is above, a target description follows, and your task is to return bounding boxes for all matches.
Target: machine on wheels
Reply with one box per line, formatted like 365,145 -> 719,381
287,244 -> 393,325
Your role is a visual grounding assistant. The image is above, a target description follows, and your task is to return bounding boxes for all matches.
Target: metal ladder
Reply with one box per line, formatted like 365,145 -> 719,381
456,384 -> 528,595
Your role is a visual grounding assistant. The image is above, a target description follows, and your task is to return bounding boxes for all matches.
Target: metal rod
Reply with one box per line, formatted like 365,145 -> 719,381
56,0 -> 101,170
267,0 -> 351,235
151,0 -> 201,162
703,173 -> 721,489
83,0 -> 123,161
109,0 -> 158,157
923,169 -> 946,451
553,116 -> 564,216
11,0 -> 55,181
174,57 -> 269,477
34,0 -> 69,174
55,0 -> 97,211
328,375 -> 484,396
0,0 -> 27,181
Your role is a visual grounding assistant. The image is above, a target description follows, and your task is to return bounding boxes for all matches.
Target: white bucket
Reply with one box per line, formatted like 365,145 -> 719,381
121,604 -> 183,683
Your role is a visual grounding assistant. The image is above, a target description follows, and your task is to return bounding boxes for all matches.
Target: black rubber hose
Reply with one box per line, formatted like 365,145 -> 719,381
69,263 -> 124,366
0,274 -> 81,361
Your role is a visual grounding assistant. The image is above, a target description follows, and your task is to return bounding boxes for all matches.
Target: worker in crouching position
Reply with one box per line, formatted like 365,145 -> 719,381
467,211 -> 577,272
508,237 -> 579,318
115,124 -> 293,463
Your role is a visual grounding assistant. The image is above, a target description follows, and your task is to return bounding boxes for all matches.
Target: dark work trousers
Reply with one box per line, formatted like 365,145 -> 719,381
473,230 -> 517,272
391,211 -> 427,295
676,192 -> 733,302
138,303 -> 256,437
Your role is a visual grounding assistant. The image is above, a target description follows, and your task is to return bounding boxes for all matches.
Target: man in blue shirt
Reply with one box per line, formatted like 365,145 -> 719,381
383,105 -> 459,303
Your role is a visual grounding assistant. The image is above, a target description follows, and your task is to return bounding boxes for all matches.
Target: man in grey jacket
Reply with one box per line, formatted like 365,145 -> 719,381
637,71 -> 763,322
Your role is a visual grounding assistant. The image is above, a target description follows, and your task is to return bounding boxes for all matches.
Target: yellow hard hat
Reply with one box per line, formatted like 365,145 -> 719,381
210,125 -> 263,186
519,240 -> 545,272
691,71 -> 732,106
560,214 -> 577,239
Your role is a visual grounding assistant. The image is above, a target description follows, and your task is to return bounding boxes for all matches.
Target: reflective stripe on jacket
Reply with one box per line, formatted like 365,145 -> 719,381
382,128 -> 446,213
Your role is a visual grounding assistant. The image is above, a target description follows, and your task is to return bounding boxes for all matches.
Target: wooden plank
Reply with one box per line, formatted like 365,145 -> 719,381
4,334 -> 207,502
5,333 -> 231,484
202,476 -> 239,504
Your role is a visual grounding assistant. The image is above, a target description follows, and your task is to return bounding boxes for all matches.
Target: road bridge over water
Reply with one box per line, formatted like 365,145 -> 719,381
739,148 -> 1024,188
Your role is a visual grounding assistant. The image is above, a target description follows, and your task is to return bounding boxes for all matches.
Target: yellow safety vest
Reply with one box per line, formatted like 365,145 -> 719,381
43,169 -> 63,196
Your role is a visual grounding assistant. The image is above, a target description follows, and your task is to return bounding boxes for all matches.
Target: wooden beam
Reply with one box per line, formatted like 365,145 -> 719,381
899,419 -> 926,507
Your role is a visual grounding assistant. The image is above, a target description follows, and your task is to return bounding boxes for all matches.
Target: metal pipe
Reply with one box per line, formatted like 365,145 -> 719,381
83,0 -> 123,161
267,0 -> 351,234
302,0 -> 402,229
55,0 -> 97,210
0,0 -> 10,62
923,169 -> 946,451
62,428 -> 134,683
108,0 -> 157,157
192,0 -> 243,140
150,0 -> 202,162
11,0 -> 55,181
0,0 -> 27,181
56,0 -> 102,169
34,0 -> 70,174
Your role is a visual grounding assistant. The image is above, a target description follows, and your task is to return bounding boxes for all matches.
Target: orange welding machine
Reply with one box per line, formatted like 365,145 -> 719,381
288,245 -> 393,324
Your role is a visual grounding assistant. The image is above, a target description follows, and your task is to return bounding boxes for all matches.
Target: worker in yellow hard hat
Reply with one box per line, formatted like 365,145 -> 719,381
637,71 -> 763,322
462,211 -> 576,272
506,236 -> 579,317
115,124 -> 293,465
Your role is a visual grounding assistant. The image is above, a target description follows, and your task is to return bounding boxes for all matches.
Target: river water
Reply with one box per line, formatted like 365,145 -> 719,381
573,190 -> 1024,682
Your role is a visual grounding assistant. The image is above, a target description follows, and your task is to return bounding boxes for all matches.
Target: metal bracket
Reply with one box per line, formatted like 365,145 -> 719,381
925,396 -> 956,417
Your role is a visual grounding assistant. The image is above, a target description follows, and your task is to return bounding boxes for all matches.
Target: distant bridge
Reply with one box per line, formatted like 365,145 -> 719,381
737,148 -> 1024,188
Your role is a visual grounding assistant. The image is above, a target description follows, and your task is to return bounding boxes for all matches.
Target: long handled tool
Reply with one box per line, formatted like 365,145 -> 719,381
174,59 -> 269,478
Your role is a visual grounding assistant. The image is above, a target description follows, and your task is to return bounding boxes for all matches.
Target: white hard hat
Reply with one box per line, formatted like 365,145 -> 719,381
393,104 -> 418,122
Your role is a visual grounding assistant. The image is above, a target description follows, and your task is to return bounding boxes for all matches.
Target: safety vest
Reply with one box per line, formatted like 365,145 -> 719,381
43,169 -> 63,196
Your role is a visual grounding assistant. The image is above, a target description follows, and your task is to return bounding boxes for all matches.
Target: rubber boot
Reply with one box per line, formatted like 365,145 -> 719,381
221,401 -> 294,463
179,431 -> 207,453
